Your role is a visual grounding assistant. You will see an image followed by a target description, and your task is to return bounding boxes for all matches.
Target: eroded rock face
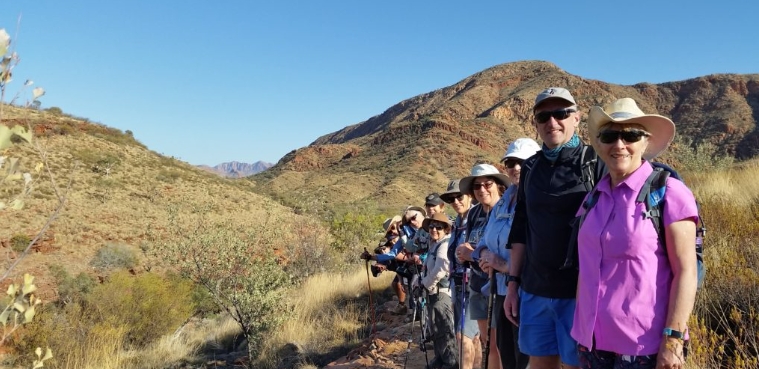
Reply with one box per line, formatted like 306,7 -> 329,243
255,60 -> 759,209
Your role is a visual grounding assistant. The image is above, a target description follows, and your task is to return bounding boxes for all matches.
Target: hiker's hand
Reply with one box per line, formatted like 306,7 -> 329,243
656,338 -> 685,369
478,256 -> 492,274
360,250 -> 373,261
404,253 -> 420,265
456,243 -> 475,262
480,250 -> 508,274
504,284 -> 520,326
374,264 -> 387,272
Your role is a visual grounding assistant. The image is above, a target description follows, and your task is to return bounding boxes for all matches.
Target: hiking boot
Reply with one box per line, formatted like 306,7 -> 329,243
391,303 -> 408,315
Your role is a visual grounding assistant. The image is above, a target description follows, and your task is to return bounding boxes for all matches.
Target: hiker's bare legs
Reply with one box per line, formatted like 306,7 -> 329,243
476,320 -> 502,369
456,332 -> 476,369
473,334 -> 482,369
392,276 -> 406,306
528,355 -> 578,369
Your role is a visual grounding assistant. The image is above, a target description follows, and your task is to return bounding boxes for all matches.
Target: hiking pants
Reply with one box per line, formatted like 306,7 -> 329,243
427,291 -> 458,367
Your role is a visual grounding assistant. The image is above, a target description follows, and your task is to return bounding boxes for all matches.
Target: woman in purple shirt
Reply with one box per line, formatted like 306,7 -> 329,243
572,98 -> 698,369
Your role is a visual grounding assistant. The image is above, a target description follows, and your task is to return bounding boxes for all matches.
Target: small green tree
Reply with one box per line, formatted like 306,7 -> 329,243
154,206 -> 291,367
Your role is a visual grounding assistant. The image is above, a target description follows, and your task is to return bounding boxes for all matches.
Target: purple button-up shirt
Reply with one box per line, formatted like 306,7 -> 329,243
571,162 -> 698,355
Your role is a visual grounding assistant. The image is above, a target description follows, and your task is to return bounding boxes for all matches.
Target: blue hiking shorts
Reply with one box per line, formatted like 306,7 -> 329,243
517,289 -> 579,367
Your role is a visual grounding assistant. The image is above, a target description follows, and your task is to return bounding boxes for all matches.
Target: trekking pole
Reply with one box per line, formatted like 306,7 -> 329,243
459,268 -> 469,369
403,295 -> 419,369
363,248 -> 377,336
412,259 -> 431,368
417,291 -> 430,368
482,270 -> 497,369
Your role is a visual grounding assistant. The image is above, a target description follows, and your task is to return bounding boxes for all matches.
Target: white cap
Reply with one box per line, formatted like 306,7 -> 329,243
501,138 -> 541,162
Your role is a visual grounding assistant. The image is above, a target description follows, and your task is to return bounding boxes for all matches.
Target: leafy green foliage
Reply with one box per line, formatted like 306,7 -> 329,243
90,243 -> 138,270
87,271 -> 194,347
49,264 -> 96,306
1,25 -> 57,368
0,274 -> 42,344
328,208 -> 386,255
155,207 -> 292,367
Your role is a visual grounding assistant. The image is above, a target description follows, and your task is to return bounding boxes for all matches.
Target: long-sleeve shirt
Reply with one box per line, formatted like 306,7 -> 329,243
422,235 -> 451,296
472,184 -> 518,296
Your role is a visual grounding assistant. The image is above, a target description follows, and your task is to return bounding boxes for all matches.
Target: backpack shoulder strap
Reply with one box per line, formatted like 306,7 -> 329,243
465,204 -> 480,242
523,154 -> 541,195
580,145 -> 599,192
636,167 -> 670,243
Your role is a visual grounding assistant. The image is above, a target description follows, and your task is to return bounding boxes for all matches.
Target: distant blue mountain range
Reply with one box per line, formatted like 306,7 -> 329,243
197,161 -> 272,178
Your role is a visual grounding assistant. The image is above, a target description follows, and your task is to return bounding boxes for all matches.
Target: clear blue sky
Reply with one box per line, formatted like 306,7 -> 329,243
2,1 -> 756,165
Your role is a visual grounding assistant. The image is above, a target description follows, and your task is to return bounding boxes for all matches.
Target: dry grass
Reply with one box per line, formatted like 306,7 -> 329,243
52,325 -> 127,369
683,161 -> 759,368
686,159 -> 759,207
258,266 -> 394,367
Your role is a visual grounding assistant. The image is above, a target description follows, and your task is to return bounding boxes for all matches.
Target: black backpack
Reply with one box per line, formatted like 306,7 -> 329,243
568,163 -> 706,288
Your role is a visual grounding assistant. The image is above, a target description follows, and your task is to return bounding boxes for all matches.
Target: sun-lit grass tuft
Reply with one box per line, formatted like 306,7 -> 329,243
257,265 -> 394,366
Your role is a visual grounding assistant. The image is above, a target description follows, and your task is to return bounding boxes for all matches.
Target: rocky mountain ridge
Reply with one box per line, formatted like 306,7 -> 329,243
254,60 -> 759,211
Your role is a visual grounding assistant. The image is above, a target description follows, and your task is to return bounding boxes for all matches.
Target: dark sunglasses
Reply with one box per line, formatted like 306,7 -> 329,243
503,159 -> 524,169
428,224 -> 446,231
535,108 -> 576,124
472,181 -> 494,191
597,129 -> 649,144
406,214 -> 418,223
442,194 -> 466,204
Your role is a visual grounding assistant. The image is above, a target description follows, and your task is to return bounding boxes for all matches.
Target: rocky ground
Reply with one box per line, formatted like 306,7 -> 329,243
325,300 -> 435,369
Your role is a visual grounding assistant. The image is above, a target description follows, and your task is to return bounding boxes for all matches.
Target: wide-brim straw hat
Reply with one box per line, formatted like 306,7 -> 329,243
588,98 -> 675,160
459,164 -> 510,195
422,212 -> 453,232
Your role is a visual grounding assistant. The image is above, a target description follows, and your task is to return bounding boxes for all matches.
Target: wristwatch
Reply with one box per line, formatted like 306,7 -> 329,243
662,328 -> 685,340
506,275 -> 522,285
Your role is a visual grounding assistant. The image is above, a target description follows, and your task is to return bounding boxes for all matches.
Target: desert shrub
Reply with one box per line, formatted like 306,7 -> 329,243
90,242 -> 138,270
9,233 -> 31,253
10,302 -> 125,368
667,136 -> 734,173
156,168 -> 181,183
328,208 -> 386,255
49,264 -> 96,306
87,271 -> 194,347
155,207 -> 292,368
71,148 -> 121,170
283,219 -> 337,282
44,106 -> 63,116
190,283 -> 221,317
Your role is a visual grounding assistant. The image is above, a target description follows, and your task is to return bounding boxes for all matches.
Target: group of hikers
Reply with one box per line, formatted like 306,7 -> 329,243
360,87 -> 701,369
